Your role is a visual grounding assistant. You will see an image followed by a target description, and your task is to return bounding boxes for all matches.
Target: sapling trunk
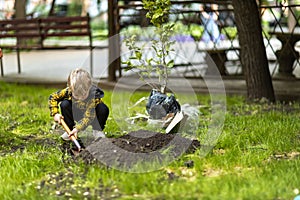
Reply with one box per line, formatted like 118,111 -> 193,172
161,44 -> 167,94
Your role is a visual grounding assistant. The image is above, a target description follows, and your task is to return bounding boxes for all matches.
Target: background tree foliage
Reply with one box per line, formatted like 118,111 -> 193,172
123,0 -> 175,94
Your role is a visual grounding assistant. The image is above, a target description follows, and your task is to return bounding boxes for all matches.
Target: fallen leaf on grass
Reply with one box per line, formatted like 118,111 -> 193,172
202,168 -> 224,177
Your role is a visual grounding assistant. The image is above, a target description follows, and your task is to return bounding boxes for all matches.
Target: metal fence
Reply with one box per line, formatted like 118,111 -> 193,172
109,0 -> 300,79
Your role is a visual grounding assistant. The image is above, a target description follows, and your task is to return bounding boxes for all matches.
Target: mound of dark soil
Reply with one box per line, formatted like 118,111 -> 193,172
78,130 -> 200,171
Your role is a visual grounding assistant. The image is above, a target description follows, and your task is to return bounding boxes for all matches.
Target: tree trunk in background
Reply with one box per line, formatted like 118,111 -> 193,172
81,0 -> 91,16
14,0 -> 26,19
14,0 -> 27,45
232,0 -> 275,102
49,0 -> 57,17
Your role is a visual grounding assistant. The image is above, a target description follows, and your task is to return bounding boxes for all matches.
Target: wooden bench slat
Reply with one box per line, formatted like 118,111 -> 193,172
41,25 -> 89,31
40,16 -> 89,23
0,27 -> 40,32
43,32 -> 91,37
0,19 -> 39,25
0,33 -> 41,38
41,46 -> 92,49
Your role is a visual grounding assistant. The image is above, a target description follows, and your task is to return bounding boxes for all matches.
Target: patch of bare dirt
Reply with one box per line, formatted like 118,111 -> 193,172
0,135 -> 57,156
77,130 -> 200,170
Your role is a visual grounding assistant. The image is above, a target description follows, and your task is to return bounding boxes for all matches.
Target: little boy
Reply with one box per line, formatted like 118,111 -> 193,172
48,68 -> 109,145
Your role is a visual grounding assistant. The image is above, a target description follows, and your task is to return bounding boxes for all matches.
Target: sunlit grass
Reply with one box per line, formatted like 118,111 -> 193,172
0,82 -> 300,200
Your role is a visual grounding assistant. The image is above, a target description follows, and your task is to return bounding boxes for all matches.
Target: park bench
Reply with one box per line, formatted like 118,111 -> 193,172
268,31 -> 300,77
0,15 -> 102,76
198,47 -> 241,76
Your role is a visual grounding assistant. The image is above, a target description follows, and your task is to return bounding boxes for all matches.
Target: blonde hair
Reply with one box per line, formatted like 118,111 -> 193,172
67,68 -> 92,100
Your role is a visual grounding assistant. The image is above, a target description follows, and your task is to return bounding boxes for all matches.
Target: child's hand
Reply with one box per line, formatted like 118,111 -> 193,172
70,128 -> 78,139
54,113 -> 63,124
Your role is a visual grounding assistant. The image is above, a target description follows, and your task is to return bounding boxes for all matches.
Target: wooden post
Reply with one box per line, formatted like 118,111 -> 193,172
0,48 -> 3,76
17,48 -> 21,74
0,58 -> 3,77
108,0 -> 119,82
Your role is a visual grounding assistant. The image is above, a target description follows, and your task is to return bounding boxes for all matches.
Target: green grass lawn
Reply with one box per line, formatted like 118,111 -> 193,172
0,82 -> 300,200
